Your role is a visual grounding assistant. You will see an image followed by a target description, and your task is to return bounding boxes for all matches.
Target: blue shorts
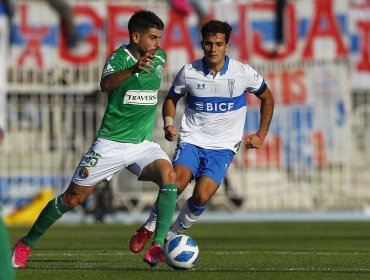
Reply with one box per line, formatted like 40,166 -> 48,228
172,142 -> 234,186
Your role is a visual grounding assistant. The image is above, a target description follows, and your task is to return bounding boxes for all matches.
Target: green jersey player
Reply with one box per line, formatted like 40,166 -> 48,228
0,206 -> 15,280
98,43 -> 166,143
12,10 -> 177,268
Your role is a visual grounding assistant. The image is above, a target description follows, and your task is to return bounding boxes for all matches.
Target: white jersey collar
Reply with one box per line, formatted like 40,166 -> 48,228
202,55 -> 230,76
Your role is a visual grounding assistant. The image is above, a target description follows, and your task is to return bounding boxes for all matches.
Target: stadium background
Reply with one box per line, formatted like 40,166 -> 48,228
1,0 -> 370,224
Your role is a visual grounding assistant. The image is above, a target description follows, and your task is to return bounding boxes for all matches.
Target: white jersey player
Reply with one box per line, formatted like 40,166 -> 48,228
169,55 -> 266,153
130,20 -> 274,254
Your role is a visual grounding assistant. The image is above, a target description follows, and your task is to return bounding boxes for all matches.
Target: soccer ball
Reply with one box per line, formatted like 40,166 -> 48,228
164,234 -> 199,270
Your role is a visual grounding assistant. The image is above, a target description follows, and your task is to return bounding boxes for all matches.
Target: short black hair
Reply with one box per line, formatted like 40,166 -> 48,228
201,20 -> 232,43
128,10 -> 164,35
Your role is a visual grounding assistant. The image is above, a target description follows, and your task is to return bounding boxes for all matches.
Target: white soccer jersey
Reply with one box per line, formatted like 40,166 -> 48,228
169,56 -> 266,153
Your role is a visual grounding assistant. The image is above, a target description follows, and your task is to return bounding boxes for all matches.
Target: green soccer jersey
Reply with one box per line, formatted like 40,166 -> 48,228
98,45 -> 166,143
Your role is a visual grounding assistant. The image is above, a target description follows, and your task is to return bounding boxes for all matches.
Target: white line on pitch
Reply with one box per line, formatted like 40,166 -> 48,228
32,252 -> 132,256
203,268 -> 370,272
214,251 -> 370,255
31,251 -> 370,257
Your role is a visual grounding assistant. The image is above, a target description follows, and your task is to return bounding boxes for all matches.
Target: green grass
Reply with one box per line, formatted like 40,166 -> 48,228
8,222 -> 370,280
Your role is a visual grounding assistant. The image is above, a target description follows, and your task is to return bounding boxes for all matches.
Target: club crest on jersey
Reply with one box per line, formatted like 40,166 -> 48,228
78,166 -> 89,179
156,65 -> 163,78
197,83 -> 206,89
228,79 -> 235,98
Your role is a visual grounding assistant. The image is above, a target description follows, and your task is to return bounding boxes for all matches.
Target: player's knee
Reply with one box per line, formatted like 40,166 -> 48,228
166,169 -> 177,185
61,193 -> 84,209
176,174 -> 191,193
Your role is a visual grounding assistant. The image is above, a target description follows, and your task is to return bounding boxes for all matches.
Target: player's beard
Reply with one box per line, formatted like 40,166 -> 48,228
139,46 -> 158,57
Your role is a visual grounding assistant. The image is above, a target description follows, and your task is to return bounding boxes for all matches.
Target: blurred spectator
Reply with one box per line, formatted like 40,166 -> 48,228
2,0 -> 15,21
170,0 -> 212,28
46,0 -> 80,48
0,0 -> 10,143
271,0 -> 287,55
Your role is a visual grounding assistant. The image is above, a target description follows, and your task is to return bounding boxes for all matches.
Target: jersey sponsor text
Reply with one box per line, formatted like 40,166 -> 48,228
123,90 -> 158,105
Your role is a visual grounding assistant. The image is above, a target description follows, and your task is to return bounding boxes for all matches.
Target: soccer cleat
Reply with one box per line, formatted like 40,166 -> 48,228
130,225 -> 153,253
143,244 -> 163,267
12,238 -> 32,268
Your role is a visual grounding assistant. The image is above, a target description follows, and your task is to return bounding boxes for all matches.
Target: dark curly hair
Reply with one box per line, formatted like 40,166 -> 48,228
128,10 -> 164,35
201,20 -> 232,43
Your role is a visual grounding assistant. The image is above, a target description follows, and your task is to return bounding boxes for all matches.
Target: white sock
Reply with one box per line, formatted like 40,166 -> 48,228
143,203 -> 157,232
167,198 -> 206,239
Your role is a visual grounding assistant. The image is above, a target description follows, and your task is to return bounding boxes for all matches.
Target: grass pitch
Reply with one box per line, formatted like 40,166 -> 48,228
8,222 -> 370,280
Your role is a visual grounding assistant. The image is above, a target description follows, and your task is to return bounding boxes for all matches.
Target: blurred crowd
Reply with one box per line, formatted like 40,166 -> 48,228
1,0 -> 213,49
2,0 -> 80,48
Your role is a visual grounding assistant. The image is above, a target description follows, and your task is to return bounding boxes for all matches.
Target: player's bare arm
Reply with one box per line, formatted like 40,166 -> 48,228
244,86 -> 274,149
100,51 -> 155,92
163,94 -> 182,142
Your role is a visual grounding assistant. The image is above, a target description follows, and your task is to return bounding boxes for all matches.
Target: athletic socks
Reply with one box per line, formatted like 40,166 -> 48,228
152,184 -> 177,247
144,203 -> 157,232
146,196 -> 207,240
168,197 -> 206,238
23,195 -> 68,248
144,194 -> 180,232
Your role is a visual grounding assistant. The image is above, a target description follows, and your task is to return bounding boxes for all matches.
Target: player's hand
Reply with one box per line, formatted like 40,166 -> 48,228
131,49 -> 156,74
243,134 -> 264,149
164,125 -> 178,142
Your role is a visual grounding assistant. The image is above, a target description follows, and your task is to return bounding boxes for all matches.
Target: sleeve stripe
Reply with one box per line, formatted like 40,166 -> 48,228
251,80 -> 267,96
167,85 -> 186,97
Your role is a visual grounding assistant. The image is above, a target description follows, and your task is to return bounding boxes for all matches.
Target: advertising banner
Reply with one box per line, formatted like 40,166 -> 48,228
6,0 -> 370,89
349,0 -> 370,90
243,61 -> 350,169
